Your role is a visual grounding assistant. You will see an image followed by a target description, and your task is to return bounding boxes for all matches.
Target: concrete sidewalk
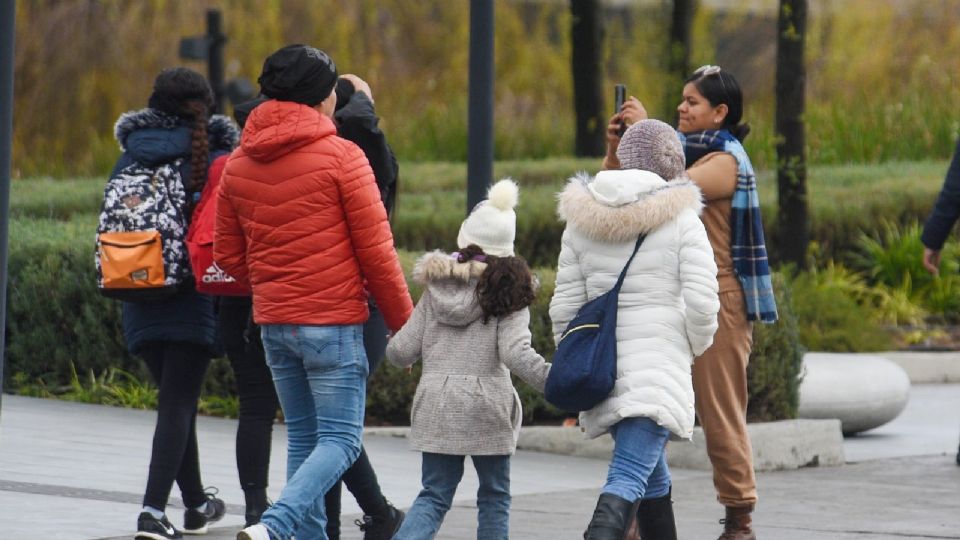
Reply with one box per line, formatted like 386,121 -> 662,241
1,384 -> 958,540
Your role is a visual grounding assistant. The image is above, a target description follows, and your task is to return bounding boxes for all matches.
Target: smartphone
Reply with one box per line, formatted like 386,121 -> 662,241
614,84 -> 627,136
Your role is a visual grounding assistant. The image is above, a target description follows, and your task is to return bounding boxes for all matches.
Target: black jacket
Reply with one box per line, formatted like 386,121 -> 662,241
922,138 -> 960,250
335,92 -> 399,216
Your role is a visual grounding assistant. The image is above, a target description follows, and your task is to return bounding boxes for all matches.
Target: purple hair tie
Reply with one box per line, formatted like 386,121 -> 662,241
452,251 -> 486,263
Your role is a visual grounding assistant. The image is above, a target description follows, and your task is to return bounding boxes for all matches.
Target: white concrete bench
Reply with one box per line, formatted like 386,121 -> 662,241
799,353 -> 911,434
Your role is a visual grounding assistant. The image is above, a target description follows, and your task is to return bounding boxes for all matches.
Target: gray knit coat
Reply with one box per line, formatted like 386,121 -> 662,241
386,251 -> 551,455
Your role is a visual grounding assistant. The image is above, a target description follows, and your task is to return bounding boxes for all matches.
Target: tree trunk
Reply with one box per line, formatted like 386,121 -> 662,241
570,0 -> 604,157
775,0 -> 809,268
666,0 -> 695,123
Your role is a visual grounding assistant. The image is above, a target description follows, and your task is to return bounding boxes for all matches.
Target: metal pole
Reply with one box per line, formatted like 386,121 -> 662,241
467,0 -> 494,214
0,0 -> 17,420
207,9 -> 226,114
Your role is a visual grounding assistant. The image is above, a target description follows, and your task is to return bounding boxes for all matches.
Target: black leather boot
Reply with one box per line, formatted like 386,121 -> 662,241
243,488 -> 270,527
584,493 -> 639,540
636,490 -> 677,540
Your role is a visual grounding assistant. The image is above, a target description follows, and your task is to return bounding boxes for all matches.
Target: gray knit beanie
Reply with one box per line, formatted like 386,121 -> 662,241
616,119 -> 685,180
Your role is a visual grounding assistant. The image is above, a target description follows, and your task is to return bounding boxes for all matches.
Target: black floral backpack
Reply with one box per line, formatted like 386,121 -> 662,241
95,158 -> 191,301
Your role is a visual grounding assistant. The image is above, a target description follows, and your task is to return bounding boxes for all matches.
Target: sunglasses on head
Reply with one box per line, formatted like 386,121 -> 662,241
692,64 -> 731,110
694,64 -> 722,77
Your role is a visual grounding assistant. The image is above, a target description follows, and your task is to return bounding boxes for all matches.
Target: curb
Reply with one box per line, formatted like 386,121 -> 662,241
875,351 -> 960,383
365,418 -> 845,472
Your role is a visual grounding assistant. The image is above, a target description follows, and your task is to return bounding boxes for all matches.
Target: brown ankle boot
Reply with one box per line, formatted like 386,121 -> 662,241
717,506 -> 756,540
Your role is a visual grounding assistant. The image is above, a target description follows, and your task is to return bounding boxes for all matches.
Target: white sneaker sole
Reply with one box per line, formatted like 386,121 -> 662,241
135,533 -> 180,540
236,524 -> 272,540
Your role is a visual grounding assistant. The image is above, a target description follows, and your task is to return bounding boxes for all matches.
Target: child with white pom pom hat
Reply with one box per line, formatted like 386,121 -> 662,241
386,179 -> 552,540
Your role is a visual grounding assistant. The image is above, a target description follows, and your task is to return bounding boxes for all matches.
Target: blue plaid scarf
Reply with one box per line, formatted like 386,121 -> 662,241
679,129 -> 778,323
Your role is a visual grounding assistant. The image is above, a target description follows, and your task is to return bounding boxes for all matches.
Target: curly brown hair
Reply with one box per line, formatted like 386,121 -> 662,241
458,245 -> 536,323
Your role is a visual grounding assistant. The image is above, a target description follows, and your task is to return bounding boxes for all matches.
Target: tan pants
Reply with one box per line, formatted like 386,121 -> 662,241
692,290 -> 757,509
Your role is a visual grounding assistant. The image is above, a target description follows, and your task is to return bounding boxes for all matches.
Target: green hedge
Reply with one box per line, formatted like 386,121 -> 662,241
5,214 -> 238,399
6,215 -> 141,387
6,216 -> 801,424
11,159 -> 951,268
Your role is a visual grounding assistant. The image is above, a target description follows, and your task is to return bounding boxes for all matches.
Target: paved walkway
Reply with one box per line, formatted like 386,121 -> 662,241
0,384 -> 958,539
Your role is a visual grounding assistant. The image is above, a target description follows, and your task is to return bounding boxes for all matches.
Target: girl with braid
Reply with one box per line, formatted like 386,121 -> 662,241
110,67 -> 239,539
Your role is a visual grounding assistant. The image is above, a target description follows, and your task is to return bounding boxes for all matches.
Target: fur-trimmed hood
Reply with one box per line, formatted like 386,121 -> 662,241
558,170 -> 704,244
114,108 -> 239,154
412,250 -> 486,327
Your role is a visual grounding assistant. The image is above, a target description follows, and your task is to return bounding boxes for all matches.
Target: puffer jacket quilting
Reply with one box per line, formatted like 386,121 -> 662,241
214,100 -> 412,330
549,169 -> 720,440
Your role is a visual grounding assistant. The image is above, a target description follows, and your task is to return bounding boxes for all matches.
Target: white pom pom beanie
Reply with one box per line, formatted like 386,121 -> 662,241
457,178 -> 519,257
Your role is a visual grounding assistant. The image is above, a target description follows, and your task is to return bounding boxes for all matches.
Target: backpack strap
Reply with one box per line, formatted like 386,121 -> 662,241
611,233 -> 647,293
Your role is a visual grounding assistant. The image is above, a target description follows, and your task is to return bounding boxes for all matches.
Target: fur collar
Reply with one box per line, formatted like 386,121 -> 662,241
114,108 -> 239,153
558,171 -> 704,244
413,250 -> 488,285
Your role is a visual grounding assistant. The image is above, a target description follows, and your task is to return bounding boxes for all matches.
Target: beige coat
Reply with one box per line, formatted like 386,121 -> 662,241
386,252 -> 551,455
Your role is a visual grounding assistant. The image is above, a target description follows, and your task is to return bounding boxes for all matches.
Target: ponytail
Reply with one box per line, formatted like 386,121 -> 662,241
728,122 -> 751,142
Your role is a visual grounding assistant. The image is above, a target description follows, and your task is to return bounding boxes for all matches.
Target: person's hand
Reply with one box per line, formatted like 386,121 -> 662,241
603,112 -> 623,170
620,96 -> 648,127
923,247 -> 942,275
340,73 -> 373,104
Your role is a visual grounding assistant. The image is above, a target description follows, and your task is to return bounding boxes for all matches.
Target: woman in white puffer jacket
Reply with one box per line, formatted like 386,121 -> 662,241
550,120 -> 719,540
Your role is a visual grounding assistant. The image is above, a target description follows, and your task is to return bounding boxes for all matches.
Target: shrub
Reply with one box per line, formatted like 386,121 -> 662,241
747,272 -> 804,422
853,221 -> 960,321
5,215 -> 143,392
366,363 -> 423,426
519,266 -> 564,424
785,264 -> 895,352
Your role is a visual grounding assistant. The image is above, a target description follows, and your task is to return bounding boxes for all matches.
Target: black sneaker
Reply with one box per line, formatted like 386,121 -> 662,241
183,488 -> 227,535
355,503 -> 405,540
136,511 -> 183,540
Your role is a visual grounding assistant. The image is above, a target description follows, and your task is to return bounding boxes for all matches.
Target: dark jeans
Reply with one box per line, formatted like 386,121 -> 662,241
140,341 -> 212,511
324,301 -> 391,539
218,296 -> 280,492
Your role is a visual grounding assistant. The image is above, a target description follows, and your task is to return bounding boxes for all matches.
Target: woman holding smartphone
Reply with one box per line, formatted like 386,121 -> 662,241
604,66 -> 777,540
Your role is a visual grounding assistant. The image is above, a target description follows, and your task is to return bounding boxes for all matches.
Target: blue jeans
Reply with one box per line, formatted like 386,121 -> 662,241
603,417 -> 672,502
393,452 -> 511,540
257,324 -> 368,540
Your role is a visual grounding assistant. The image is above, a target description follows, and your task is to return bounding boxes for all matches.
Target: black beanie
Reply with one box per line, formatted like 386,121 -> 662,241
233,96 -> 268,129
258,44 -> 338,106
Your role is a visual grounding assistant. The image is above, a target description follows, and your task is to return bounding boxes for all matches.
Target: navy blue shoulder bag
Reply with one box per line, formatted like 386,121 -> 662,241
545,233 -> 646,413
